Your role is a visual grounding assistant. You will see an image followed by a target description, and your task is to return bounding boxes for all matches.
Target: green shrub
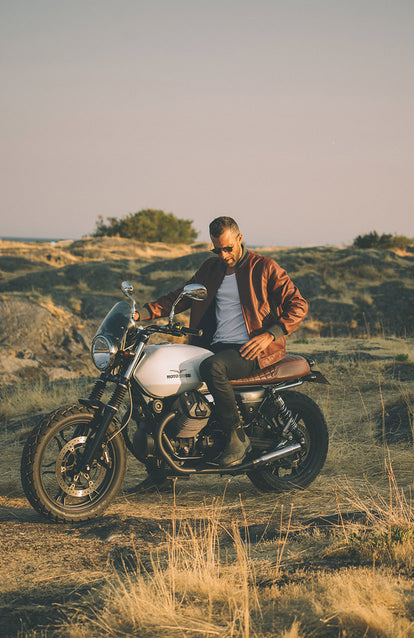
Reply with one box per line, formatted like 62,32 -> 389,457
94,209 -> 198,244
353,231 -> 413,250
395,353 -> 409,362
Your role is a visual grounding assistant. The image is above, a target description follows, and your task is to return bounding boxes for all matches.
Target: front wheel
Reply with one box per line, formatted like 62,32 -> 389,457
247,391 -> 328,493
21,404 -> 127,523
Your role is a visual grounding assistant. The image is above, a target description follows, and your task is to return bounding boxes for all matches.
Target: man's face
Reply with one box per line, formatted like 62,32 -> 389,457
210,229 -> 243,269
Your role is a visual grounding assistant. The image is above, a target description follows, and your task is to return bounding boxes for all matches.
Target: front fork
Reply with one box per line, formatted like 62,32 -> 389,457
78,380 -> 129,472
77,338 -> 147,472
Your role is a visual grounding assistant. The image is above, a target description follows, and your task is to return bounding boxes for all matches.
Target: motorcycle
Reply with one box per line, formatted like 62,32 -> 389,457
21,282 -> 329,523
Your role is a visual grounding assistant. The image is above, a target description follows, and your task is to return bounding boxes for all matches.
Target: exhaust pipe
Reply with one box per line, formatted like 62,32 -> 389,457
157,412 -> 303,475
249,442 -> 302,468
195,442 -> 303,474
200,442 -> 303,474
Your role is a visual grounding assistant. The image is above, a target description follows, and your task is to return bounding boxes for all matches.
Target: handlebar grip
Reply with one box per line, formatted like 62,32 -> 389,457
182,327 -> 203,337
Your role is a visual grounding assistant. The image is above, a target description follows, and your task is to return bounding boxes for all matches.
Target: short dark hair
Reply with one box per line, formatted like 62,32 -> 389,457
209,216 -> 240,238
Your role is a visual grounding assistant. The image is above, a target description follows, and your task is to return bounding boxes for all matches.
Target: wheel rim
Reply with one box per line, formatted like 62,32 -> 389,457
265,408 -> 313,480
55,436 -> 108,498
275,423 -> 310,478
39,418 -> 118,513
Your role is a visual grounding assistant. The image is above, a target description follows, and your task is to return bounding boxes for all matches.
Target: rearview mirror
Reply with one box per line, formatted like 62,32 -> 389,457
169,283 -> 207,324
121,281 -> 134,296
182,283 -> 208,301
121,281 -> 136,316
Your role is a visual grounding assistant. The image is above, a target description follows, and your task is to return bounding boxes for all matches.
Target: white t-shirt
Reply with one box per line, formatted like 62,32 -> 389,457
211,273 -> 249,345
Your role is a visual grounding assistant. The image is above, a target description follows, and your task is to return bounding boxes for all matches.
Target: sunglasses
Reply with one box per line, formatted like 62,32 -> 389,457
210,245 -> 235,255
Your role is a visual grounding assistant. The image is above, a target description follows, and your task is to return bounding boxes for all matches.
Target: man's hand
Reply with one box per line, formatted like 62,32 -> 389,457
239,332 -> 274,360
133,310 -> 151,322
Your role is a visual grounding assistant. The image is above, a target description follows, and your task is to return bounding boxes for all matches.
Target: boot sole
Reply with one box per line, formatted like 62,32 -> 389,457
218,444 -> 253,468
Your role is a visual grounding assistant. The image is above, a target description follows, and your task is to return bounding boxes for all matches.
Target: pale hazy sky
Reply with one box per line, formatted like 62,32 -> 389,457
1,0 -> 413,246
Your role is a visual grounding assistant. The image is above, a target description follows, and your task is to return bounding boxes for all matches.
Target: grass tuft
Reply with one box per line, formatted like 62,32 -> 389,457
61,500 -> 263,637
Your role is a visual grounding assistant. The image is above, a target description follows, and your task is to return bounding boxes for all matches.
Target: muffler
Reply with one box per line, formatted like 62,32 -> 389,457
207,441 -> 303,474
248,442 -> 302,468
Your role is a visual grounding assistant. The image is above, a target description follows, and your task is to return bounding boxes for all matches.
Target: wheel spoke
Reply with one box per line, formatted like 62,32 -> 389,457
21,405 -> 127,521
247,391 -> 328,493
54,431 -> 70,449
42,460 -> 57,469
54,488 -> 67,504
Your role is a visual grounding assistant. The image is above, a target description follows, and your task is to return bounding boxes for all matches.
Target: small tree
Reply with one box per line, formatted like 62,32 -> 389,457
353,231 -> 412,250
94,209 -> 198,244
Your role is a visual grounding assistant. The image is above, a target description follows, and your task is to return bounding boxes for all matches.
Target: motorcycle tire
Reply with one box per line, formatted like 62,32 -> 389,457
247,391 -> 328,493
21,404 -> 127,523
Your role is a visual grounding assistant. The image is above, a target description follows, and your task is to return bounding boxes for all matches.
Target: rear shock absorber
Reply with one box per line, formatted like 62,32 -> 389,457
272,392 -> 304,442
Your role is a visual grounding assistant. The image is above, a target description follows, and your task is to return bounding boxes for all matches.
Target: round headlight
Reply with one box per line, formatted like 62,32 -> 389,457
91,335 -> 117,371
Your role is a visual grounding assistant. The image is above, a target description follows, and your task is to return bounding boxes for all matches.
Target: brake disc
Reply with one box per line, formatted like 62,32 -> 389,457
55,436 -> 106,497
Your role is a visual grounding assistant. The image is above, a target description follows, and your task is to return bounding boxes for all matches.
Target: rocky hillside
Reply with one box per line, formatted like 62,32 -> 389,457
0,236 -> 413,385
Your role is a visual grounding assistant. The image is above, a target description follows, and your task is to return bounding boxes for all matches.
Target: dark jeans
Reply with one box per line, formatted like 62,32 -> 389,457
199,343 -> 258,430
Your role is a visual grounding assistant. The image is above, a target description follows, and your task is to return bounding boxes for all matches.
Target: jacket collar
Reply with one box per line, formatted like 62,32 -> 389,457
215,243 -> 249,274
235,243 -> 249,269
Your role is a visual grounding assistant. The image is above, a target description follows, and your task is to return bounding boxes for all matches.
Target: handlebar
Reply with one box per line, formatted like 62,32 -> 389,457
137,322 -> 203,339
181,325 -> 203,337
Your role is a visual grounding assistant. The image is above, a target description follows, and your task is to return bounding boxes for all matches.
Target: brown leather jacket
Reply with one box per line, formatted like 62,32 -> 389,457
145,246 -> 308,369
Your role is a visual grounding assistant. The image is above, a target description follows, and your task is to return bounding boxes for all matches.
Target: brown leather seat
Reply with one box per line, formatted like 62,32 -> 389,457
230,354 -> 311,387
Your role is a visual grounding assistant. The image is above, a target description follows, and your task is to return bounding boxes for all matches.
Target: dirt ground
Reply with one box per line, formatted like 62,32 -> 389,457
1,336 -> 413,636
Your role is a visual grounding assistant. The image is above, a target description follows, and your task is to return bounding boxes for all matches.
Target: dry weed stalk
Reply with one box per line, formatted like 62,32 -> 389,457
316,569 -> 413,637
0,378 -> 87,420
341,451 -> 414,530
331,451 -> 414,573
62,495 -> 272,637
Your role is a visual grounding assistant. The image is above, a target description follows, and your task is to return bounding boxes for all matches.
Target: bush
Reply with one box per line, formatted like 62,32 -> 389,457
93,209 -> 198,244
353,231 -> 413,250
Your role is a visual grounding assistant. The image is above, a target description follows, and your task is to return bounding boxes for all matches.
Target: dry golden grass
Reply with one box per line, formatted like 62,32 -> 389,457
55,468 -> 414,638
0,377 -> 91,422
0,236 -> 210,271
1,335 -> 414,637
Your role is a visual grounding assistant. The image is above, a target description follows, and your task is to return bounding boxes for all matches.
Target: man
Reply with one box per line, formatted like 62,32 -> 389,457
131,216 -> 308,490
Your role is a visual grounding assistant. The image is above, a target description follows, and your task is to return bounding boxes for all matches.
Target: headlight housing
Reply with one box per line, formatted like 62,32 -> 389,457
91,335 -> 118,371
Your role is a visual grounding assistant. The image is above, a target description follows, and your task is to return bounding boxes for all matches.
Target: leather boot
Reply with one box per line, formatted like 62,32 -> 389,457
217,426 -> 252,467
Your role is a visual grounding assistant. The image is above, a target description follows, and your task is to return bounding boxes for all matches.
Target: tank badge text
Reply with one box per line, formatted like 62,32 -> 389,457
167,369 -> 192,380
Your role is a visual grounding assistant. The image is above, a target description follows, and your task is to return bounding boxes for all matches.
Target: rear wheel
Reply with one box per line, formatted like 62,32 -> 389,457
247,391 -> 328,493
21,404 -> 127,523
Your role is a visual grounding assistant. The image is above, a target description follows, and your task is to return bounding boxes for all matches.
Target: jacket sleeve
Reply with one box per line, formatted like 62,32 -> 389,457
144,269 -> 203,320
266,260 -> 308,336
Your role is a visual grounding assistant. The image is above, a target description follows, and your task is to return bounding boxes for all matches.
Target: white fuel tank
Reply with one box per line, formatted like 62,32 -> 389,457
133,343 -> 213,398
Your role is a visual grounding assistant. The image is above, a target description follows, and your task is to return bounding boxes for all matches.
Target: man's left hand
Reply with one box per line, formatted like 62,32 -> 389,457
239,332 -> 274,360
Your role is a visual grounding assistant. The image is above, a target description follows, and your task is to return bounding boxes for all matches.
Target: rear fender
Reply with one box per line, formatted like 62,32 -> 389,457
303,370 -> 330,384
